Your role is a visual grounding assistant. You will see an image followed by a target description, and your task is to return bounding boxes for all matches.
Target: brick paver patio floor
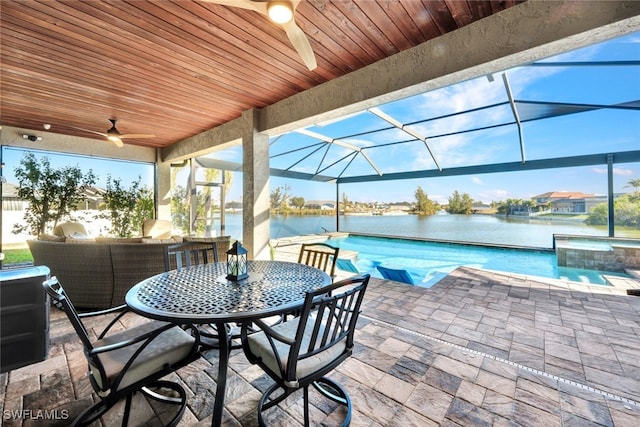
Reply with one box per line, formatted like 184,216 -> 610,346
2,265 -> 640,426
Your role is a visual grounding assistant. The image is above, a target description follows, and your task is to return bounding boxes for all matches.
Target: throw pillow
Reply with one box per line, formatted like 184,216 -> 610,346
53,222 -> 88,237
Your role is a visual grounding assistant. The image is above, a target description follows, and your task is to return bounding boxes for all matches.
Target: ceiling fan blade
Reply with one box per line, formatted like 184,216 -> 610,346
70,126 -> 109,137
109,137 -> 124,148
202,0 -> 315,69
120,134 -> 156,139
281,19 -> 317,70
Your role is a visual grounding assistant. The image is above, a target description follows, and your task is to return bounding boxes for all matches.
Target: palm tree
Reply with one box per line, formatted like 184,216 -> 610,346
625,178 -> 640,193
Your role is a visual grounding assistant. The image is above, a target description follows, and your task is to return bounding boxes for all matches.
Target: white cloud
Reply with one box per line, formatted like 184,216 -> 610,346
614,167 -> 636,176
591,166 -> 636,176
472,176 -> 485,185
477,189 -> 509,203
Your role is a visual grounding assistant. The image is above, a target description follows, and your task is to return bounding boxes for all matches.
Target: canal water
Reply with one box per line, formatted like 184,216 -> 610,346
224,212 -> 609,249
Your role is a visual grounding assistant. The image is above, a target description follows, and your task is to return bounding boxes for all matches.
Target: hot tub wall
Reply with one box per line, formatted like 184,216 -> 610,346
555,236 -> 640,272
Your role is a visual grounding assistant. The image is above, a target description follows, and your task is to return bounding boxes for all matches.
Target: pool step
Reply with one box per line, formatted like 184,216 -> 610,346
624,268 -> 640,280
604,271 -> 640,291
419,271 -> 449,288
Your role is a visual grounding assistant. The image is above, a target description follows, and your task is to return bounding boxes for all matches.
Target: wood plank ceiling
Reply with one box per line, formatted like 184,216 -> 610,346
0,0 -> 524,149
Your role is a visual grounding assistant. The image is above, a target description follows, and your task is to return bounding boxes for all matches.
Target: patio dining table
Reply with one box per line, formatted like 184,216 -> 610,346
125,260 -> 331,426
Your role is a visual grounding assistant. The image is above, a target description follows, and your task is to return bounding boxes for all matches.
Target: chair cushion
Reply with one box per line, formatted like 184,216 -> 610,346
246,317 -> 347,382
90,321 -> 195,392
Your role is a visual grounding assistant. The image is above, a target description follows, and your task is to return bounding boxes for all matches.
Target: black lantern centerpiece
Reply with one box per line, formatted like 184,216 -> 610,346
226,241 -> 248,281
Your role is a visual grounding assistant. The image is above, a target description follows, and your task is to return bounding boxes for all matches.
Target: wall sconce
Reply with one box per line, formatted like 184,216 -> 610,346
226,241 -> 248,281
22,134 -> 42,142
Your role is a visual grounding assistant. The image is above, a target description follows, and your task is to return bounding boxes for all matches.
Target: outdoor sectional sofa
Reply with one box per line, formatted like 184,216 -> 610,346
28,235 -> 231,309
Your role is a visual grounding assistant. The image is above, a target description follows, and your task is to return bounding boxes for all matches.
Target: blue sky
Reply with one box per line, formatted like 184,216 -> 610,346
2,146 -> 155,190
3,32 -> 639,205
215,31 -> 640,204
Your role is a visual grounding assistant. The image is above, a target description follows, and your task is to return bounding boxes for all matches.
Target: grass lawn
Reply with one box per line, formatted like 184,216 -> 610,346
2,248 -> 33,265
537,213 -> 588,220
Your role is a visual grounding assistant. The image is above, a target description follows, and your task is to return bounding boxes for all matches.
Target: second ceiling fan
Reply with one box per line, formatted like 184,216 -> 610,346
74,119 -> 155,147
202,0 -> 317,70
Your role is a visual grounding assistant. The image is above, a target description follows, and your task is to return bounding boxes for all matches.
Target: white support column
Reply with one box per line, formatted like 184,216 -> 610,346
155,155 -> 172,222
241,110 -> 271,260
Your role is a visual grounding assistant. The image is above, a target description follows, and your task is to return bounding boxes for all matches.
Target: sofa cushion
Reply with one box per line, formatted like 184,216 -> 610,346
66,236 -> 96,243
141,236 -> 183,244
38,233 -> 66,242
95,237 -> 144,244
142,219 -> 173,239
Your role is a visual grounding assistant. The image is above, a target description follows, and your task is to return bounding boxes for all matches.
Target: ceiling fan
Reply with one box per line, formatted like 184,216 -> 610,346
73,119 -> 155,147
201,0 -> 317,70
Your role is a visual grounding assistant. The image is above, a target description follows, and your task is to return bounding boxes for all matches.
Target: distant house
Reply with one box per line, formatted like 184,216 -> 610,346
2,182 -> 104,211
1,182 -> 26,211
225,200 -> 243,210
387,202 -> 412,212
471,202 -> 492,213
533,191 -> 596,213
77,186 -> 104,210
304,200 -> 335,210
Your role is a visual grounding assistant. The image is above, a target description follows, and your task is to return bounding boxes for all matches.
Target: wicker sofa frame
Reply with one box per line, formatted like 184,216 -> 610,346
27,236 -> 231,309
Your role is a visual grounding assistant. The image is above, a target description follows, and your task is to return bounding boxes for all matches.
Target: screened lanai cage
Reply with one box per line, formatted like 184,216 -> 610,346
193,31 -> 639,246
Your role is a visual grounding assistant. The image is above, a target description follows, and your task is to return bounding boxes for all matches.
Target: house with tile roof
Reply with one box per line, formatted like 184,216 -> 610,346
533,191 -> 599,213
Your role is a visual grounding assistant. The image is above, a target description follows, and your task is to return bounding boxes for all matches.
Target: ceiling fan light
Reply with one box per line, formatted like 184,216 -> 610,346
107,135 -> 122,144
267,1 -> 293,24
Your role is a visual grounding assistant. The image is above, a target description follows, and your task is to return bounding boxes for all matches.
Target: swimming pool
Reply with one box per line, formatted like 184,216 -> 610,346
327,234 -> 628,287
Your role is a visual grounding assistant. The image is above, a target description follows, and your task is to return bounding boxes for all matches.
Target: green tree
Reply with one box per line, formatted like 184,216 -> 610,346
290,196 -> 305,209
171,185 -> 190,234
280,184 -> 291,210
626,178 -> 640,193
414,186 -> 439,215
100,175 -> 151,237
270,186 -> 283,209
447,190 -> 473,214
495,198 -> 535,216
586,194 -> 640,227
13,153 -> 96,235
585,202 -> 608,225
341,192 -> 351,213
626,177 -> 640,203
614,196 -> 640,227
132,186 -> 155,234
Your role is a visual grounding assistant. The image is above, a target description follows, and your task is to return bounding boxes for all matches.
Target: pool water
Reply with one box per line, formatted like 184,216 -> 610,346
328,235 -> 627,287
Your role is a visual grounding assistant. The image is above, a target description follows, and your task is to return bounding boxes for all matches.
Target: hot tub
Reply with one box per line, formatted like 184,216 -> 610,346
554,235 -> 640,273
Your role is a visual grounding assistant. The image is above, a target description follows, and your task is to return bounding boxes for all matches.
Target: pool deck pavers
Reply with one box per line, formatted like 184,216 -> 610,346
2,261 -> 640,426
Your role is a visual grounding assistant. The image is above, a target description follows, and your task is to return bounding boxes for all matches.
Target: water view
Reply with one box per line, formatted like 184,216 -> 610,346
223,212 -> 610,249
218,212 -> 631,285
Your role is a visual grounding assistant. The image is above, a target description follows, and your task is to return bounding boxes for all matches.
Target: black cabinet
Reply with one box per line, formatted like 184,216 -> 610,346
1,266 -> 50,373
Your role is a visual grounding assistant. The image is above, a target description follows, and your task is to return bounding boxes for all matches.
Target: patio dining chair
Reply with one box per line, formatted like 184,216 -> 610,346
241,274 -> 370,426
42,277 -> 200,426
163,241 -> 219,271
297,242 -> 339,280
163,241 -> 233,348
376,265 -> 416,285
